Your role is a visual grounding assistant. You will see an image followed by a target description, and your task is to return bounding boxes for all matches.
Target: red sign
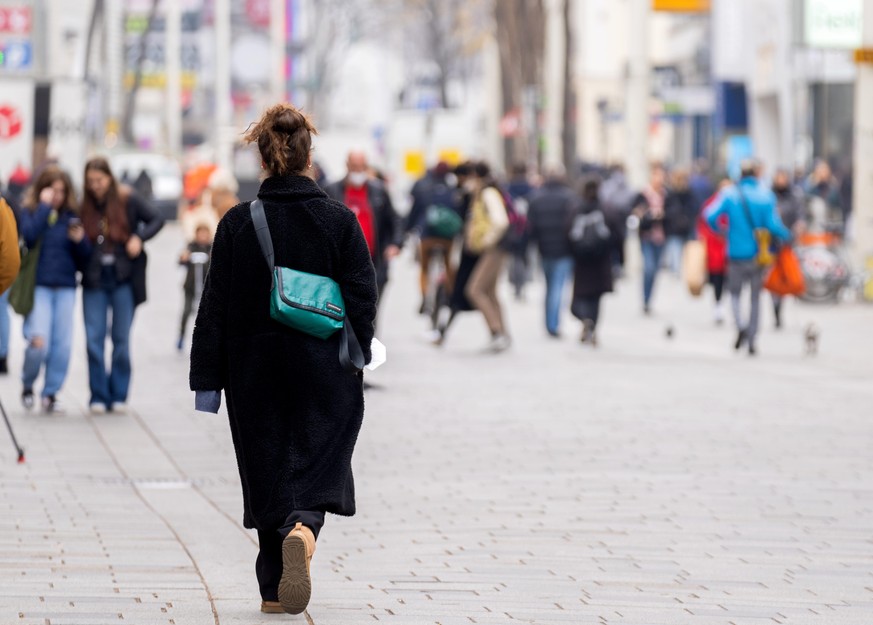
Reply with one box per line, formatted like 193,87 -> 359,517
0,7 -> 32,35
245,0 -> 271,28
0,105 -> 23,139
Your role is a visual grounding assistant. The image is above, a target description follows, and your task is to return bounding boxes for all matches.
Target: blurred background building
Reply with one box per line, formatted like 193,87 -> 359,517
0,0 -> 869,238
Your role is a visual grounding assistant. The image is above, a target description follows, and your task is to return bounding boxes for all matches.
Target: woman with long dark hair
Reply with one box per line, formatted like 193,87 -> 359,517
190,103 -> 378,615
16,167 -> 87,413
79,157 -> 163,413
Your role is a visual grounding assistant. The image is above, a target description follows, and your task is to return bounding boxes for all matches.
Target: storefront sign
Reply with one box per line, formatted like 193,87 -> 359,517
805,0 -> 863,49
0,7 -> 31,34
855,48 -> 873,63
0,79 -> 34,181
652,0 -> 710,12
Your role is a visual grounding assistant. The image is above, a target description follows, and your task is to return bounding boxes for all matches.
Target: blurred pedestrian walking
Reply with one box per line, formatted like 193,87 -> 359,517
664,167 -> 696,275
599,164 -> 635,278
506,162 -> 533,300
771,169 -> 807,328
14,167 -> 87,413
404,162 -> 461,316
632,164 -> 668,314
804,160 -> 843,233
79,157 -> 164,413
190,103 -> 378,616
325,151 -> 402,313
569,177 -> 613,346
176,224 -> 212,351
464,162 -> 511,351
706,161 -> 791,355
697,179 -> 732,325
433,162 -> 479,345
527,165 -> 576,337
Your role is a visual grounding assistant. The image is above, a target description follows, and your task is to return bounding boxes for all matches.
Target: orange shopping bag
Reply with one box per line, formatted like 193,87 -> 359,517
764,246 -> 805,296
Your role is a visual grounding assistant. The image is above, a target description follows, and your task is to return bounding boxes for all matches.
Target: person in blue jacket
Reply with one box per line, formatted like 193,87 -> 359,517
706,161 -> 791,356
17,166 -> 89,413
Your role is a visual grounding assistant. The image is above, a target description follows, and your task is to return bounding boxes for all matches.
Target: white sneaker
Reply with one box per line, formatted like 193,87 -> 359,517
89,403 -> 107,415
714,303 -> 725,325
111,403 -> 128,414
488,334 -> 512,353
42,396 -> 65,415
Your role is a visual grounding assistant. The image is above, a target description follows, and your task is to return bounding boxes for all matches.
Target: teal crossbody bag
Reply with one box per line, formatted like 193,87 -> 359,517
250,199 -> 365,372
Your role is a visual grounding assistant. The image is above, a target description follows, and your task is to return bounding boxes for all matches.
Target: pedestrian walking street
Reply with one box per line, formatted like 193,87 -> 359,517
1,223 -> 871,625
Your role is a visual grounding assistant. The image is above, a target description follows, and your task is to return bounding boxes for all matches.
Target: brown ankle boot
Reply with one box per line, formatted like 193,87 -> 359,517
278,522 -> 316,614
260,600 -> 283,613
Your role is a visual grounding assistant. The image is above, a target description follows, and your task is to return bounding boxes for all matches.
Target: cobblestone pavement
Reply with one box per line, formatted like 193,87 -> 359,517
1,224 -> 872,625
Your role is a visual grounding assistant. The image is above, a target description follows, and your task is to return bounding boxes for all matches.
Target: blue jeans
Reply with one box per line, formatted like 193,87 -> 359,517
541,256 -> 574,334
641,239 -> 666,308
0,289 -> 9,358
22,286 -> 76,397
83,282 -> 135,407
664,235 -> 685,275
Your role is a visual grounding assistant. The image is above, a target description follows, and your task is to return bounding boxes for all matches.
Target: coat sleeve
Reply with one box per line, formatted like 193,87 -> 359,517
128,192 -> 165,242
766,201 -> 792,243
189,215 -> 233,391
705,190 -> 728,233
339,212 -> 378,364
377,186 -> 404,249
0,200 -> 20,294
18,203 -> 51,246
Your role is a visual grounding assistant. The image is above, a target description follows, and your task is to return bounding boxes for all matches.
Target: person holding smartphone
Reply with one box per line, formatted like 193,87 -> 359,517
16,166 -> 88,413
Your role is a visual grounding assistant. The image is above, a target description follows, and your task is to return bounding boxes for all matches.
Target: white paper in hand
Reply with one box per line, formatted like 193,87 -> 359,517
365,338 -> 387,371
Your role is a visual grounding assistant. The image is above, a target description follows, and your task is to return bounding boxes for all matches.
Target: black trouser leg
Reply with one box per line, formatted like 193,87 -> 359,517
255,511 -> 326,601
179,289 -> 194,338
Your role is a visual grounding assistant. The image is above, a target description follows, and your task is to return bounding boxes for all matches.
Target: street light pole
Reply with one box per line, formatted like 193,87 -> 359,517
214,0 -> 233,170
625,0 -> 650,189
851,0 -> 873,283
271,0 -> 287,104
165,0 -> 182,156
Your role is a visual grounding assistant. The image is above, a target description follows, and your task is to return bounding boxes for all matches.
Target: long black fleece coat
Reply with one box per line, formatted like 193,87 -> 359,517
189,175 -> 378,531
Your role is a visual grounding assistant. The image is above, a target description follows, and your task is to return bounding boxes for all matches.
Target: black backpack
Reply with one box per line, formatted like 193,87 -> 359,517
569,210 -> 611,259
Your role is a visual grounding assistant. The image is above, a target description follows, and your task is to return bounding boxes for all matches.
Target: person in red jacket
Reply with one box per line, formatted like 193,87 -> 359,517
698,180 -> 731,324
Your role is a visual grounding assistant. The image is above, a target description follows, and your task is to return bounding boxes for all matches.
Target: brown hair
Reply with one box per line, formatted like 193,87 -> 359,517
81,157 -> 129,243
243,103 -> 317,177
24,166 -> 78,214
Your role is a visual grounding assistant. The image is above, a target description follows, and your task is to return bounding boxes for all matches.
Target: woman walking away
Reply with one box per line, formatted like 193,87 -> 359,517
632,164 -> 668,314
569,176 -> 613,346
80,157 -> 164,414
189,103 -> 378,615
464,162 -> 511,352
771,169 -> 807,329
17,167 -> 88,413
664,167 -> 696,275
698,179 -> 732,325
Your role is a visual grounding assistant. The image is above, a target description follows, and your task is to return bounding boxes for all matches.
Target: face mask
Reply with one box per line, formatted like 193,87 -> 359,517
348,172 -> 368,187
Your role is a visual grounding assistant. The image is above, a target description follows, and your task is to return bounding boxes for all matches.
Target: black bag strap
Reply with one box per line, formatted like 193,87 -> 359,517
339,321 -> 365,373
250,199 -> 365,374
250,199 -> 274,271
737,190 -> 758,231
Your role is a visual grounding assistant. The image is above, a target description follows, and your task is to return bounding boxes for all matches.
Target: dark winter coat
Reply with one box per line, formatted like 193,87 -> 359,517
664,188 -> 696,238
570,200 -> 613,308
18,204 -> 89,288
324,178 -> 402,290
405,173 -> 461,239
527,180 -> 576,259
189,175 -> 378,531
79,190 -> 164,304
